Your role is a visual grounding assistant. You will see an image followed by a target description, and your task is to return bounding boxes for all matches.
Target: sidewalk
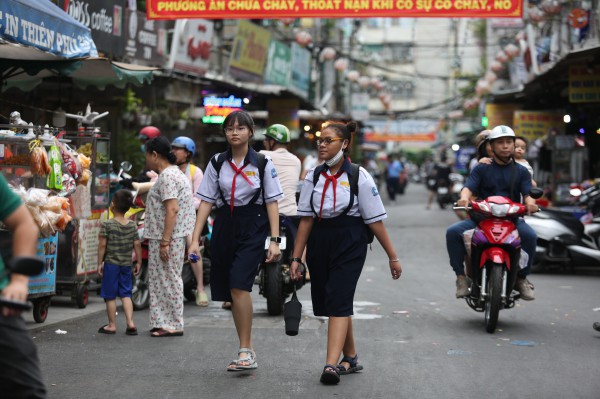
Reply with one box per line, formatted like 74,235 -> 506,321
24,293 -> 106,332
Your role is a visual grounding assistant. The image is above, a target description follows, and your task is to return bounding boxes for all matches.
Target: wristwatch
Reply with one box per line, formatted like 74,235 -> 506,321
270,236 -> 282,244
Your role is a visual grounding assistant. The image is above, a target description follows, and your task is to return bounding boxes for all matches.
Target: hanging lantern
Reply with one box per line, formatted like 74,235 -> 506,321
496,50 -> 509,63
490,60 -> 504,72
358,76 -> 371,88
346,70 -> 359,81
295,30 -> 312,46
515,30 -> 526,41
485,71 -> 497,83
541,0 -> 562,15
504,43 -> 520,58
475,79 -> 491,96
333,58 -> 349,71
319,47 -> 336,61
280,18 -> 296,26
528,7 -> 547,23
568,9 -> 589,29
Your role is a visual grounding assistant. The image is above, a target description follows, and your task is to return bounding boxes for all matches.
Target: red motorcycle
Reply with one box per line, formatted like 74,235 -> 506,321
455,191 -> 541,333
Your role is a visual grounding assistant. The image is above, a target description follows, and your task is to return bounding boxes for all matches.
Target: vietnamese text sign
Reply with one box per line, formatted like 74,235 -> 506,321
264,40 -> 291,87
29,234 -> 58,295
147,0 -> 522,19
364,119 -> 438,143
229,20 -> 270,83
513,110 -> 563,143
569,65 -> 600,103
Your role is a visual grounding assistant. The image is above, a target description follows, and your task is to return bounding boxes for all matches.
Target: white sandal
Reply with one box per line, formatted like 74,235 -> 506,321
227,348 -> 257,372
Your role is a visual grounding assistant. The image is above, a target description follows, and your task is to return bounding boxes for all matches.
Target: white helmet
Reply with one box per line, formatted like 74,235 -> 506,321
489,125 -> 516,141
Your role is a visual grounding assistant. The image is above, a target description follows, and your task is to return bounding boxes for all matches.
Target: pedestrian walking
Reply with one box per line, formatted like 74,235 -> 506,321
188,110 -> 283,371
0,174 -> 46,398
385,154 -> 403,203
289,120 -> 402,385
97,189 -> 142,335
143,136 -> 195,337
171,136 -> 209,307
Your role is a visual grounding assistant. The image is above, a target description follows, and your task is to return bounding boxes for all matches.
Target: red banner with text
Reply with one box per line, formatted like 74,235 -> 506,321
148,0 -> 522,19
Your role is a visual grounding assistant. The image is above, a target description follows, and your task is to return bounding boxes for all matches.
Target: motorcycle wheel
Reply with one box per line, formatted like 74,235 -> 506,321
132,261 -> 150,310
182,262 -> 197,302
264,261 -> 284,316
484,264 -> 503,333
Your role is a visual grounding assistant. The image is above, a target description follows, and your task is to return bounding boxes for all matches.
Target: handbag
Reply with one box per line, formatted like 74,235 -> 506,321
284,285 -> 302,336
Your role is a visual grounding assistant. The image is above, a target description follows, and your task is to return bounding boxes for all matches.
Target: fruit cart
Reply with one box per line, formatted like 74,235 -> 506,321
0,121 -> 107,320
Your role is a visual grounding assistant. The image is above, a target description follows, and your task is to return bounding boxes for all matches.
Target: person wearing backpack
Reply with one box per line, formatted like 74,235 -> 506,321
289,121 -> 402,385
188,110 -> 283,372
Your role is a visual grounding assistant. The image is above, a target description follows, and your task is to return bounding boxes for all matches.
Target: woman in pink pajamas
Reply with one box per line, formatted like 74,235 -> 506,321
143,136 -> 195,337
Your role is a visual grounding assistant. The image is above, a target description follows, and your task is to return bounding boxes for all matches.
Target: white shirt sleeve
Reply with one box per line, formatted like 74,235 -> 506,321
261,156 -> 284,204
197,155 -> 220,204
297,167 -> 316,217
357,166 -> 387,224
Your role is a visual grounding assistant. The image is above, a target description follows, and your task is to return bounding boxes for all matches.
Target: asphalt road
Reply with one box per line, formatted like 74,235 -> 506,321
32,182 -> 600,399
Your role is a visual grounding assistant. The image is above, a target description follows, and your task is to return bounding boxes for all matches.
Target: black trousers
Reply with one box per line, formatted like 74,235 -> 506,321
0,314 -> 46,399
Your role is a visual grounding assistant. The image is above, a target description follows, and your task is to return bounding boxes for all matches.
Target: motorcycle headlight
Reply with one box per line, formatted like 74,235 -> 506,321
507,205 -> 521,215
477,202 -> 490,213
490,203 -> 510,217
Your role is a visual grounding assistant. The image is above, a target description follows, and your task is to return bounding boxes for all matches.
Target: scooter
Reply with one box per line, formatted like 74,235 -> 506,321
437,173 -> 464,209
526,203 -> 600,273
257,215 -> 305,316
454,190 -> 541,333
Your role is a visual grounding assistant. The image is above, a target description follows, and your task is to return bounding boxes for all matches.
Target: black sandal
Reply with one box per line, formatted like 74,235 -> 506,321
320,364 -> 340,385
337,354 -> 364,375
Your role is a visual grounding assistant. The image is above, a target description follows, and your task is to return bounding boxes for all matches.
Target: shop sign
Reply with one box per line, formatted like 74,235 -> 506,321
59,0 -> 126,57
364,119 -> 438,143
202,95 -> 242,124
351,93 -> 370,121
77,209 -> 106,275
229,20 -> 270,83
264,40 -> 291,87
147,0 -> 523,19
29,234 -> 58,295
569,65 -> 600,103
289,43 -> 311,99
168,19 -> 213,75
123,10 -> 168,66
513,110 -> 563,143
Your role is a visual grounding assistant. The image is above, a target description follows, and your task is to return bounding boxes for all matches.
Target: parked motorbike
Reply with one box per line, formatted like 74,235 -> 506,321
454,189 -> 542,333
526,188 -> 600,273
437,173 -> 464,209
257,215 -> 305,316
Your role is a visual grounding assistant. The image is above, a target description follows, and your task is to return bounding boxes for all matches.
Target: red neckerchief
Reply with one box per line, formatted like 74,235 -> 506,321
318,169 -> 344,221
228,160 -> 253,214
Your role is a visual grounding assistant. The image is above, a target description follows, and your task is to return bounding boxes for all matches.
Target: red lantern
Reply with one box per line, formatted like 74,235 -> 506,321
496,50 -> 509,63
485,71 -> 497,83
475,79 -> 491,96
280,18 -> 296,26
504,43 -> 520,58
358,76 -> 371,88
490,60 -> 504,72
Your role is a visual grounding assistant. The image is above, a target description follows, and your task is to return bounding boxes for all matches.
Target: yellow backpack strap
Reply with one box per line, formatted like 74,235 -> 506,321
189,164 -> 197,181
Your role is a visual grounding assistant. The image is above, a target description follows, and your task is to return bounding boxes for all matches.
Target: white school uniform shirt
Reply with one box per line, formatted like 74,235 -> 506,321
197,148 -> 284,208
297,159 -> 387,224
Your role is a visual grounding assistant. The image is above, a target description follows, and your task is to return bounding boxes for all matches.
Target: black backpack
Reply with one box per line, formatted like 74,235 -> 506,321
210,151 -> 267,206
312,163 -> 375,244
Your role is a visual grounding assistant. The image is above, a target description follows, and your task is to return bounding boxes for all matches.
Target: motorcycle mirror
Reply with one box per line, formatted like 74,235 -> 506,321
8,257 -> 44,276
529,187 -> 544,199
120,161 -> 133,173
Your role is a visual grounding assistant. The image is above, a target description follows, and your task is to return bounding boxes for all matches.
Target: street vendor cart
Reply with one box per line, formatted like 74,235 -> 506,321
0,122 -> 107,321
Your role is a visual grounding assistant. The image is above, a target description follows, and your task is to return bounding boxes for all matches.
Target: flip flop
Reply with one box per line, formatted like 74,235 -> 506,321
126,327 -> 138,336
97,325 -> 116,335
151,329 -> 184,337
222,302 -> 232,310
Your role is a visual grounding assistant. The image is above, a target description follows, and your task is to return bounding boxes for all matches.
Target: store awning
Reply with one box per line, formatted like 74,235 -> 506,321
0,57 -> 159,92
0,0 -> 98,60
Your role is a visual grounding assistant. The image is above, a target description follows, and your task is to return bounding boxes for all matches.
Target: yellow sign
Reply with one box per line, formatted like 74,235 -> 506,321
513,110 -> 563,143
229,20 -> 271,80
569,65 -> 600,103
485,103 -> 521,130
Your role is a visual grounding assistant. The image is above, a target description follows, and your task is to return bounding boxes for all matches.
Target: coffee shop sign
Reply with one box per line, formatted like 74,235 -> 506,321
66,1 -> 114,34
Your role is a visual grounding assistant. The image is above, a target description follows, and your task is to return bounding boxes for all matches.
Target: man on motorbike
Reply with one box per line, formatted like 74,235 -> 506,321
446,125 -> 539,300
260,124 -> 302,236
171,136 -> 209,307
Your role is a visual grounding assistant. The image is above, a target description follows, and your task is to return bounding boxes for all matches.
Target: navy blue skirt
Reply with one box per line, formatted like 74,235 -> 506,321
306,215 -> 368,317
209,204 -> 268,302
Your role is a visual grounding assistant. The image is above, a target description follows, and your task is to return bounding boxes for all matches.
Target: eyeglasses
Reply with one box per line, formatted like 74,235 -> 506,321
316,137 -> 345,146
224,126 -> 249,134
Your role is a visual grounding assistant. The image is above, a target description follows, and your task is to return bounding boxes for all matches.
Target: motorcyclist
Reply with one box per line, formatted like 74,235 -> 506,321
446,125 -> 538,300
260,124 -> 302,239
171,136 -> 209,307
425,154 -> 452,210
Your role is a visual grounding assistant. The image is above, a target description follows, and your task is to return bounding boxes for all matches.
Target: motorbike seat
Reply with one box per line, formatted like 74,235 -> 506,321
539,208 -> 584,236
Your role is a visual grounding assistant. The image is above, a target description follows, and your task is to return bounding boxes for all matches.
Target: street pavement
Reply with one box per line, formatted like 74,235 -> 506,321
27,182 -> 600,399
